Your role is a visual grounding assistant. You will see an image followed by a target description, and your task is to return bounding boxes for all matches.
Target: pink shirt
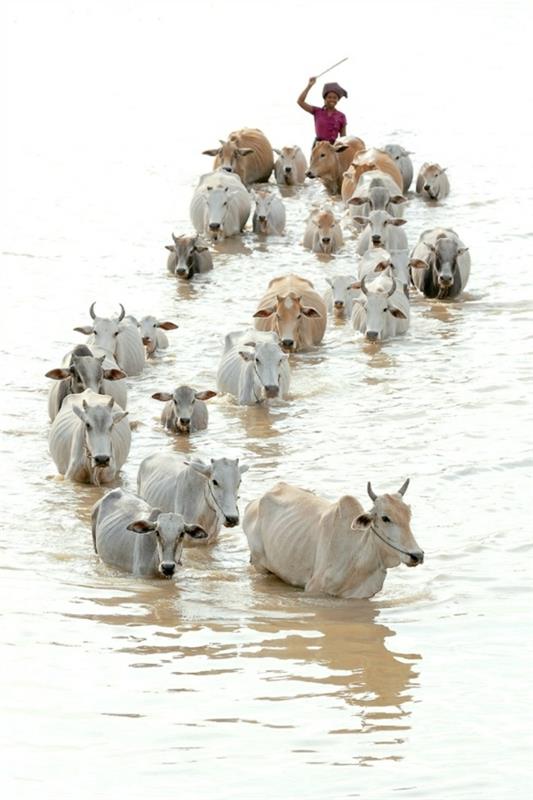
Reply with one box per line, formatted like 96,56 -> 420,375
312,106 -> 347,143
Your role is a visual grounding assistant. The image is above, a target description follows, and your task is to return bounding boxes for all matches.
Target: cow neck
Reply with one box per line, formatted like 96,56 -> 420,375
369,522 -> 413,558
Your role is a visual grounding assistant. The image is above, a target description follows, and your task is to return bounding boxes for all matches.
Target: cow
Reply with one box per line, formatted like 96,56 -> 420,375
252,190 -> 286,235
341,148 -> 403,202
165,233 -> 213,279
217,330 -> 290,404
151,385 -> 217,434
302,207 -> 344,254
91,488 -> 207,578
351,274 -> 410,341
306,136 -> 366,195
202,128 -> 274,185
416,162 -> 450,200
353,209 -> 408,256
357,247 -> 412,296
136,315 -> 178,357
46,344 -> 127,421
74,302 -> 146,377
190,171 -> 251,242
48,389 -> 130,485
253,274 -> 327,351
273,145 -> 307,186
242,479 -> 424,599
346,170 -> 407,222
409,228 -> 470,299
382,144 -> 414,192
323,274 -> 359,318
137,453 -> 249,544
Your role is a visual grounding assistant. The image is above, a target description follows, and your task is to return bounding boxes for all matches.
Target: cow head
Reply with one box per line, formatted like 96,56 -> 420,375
152,386 -> 216,433
239,340 -> 288,399
253,292 -> 322,351
355,276 -> 407,341
127,510 -> 207,577
165,234 -> 209,279
74,302 -> 126,356
184,457 -> 249,528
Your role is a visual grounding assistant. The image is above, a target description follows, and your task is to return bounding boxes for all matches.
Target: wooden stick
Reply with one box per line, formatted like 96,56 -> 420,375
315,57 -> 348,79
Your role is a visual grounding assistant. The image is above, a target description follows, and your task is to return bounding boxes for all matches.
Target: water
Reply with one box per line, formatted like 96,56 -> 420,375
3,1 -> 533,797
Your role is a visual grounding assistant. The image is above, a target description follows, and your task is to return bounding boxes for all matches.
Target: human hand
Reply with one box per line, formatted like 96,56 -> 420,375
308,76 -> 317,86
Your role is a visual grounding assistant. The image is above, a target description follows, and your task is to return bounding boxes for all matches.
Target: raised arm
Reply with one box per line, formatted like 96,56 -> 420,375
297,76 -> 317,114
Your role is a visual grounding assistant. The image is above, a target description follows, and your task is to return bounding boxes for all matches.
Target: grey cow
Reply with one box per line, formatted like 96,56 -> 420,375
166,233 -> 213,280
137,453 -> 249,544
46,344 -> 127,421
91,488 -> 207,578
152,385 -> 217,434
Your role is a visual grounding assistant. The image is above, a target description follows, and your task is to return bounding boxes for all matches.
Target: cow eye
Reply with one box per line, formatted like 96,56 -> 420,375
212,479 -> 219,487
381,515 -> 391,523
320,153 -> 325,158
255,358 -> 261,365
85,422 -> 91,430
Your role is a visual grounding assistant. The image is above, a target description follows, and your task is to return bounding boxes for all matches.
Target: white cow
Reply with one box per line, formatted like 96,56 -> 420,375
137,453 -> 249,543
136,315 -> 178,357
74,302 -> 146,377
409,227 -> 470,299
152,385 -> 217,433
190,171 -> 251,242
351,274 -> 410,341
357,247 -> 411,295
273,146 -> 307,185
354,210 -> 408,256
323,274 -> 358,318
252,190 -> 286,235
243,479 -> 424,599
347,169 -> 407,222
303,208 -> 344,254
382,144 -> 414,193
165,233 -> 213,279
91,488 -> 207,578
416,162 -> 450,200
49,389 -> 130,485
217,330 -> 290,404
46,344 -> 127,421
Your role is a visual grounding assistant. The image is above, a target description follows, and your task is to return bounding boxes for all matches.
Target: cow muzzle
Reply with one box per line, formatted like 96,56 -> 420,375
372,235 -> 382,245
366,331 -> 379,342
224,515 -> 239,528
176,267 -> 189,277
407,551 -> 424,567
93,454 -> 110,466
209,223 -> 221,231
305,170 -> 315,179
334,300 -> 344,309
222,166 -> 233,173
178,418 -> 191,432
281,338 -> 295,350
264,385 -> 279,399
160,562 -> 176,577
284,166 -> 292,174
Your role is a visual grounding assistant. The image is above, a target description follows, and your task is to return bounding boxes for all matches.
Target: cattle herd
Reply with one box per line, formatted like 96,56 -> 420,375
45,126 -> 472,600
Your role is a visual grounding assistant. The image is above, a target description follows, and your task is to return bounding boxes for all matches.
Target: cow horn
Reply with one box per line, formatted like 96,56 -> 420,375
172,233 -> 178,244
117,304 -> 125,322
89,302 -> 96,320
387,278 -> 397,297
367,482 -> 377,501
360,276 -> 369,296
398,478 -> 410,496
107,396 -> 115,409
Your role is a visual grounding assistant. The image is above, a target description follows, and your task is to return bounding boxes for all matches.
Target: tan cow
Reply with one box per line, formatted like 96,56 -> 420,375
415,162 -> 450,200
243,480 -> 424,599
202,128 -> 274,185
341,148 -> 404,203
253,274 -> 327,351
303,207 -> 344,254
306,136 -> 366,195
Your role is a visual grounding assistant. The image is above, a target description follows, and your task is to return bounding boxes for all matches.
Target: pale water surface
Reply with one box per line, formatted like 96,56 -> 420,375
3,1 -> 533,798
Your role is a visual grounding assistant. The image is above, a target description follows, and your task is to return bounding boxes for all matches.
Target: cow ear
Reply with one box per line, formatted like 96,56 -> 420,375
112,411 -> 128,425
389,307 -> 407,319
325,277 -> 333,287
152,392 -> 172,402
239,463 -> 250,475
127,519 -> 156,533
457,247 -> 469,255
165,245 -> 175,252
238,147 -> 254,157
74,326 -> 93,335
184,524 -> 208,539
390,218 -> 406,226
239,350 -> 255,362
157,321 -> 179,330
351,513 -> 373,530
409,258 -> 428,270
301,306 -> 322,318
352,216 -> 369,226
253,307 -> 275,318
348,196 -> 365,206
185,459 -> 212,477
195,390 -> 217,401
202,148 -> 220,156
348,281 -> 362,290
273,148 -> 281,155
45,368 -> 71,380
390,195 -> 407,204
375,260 -> 391,272
334,143 -> 349,153
72,405 -> 86,422
103,367 -> 127,381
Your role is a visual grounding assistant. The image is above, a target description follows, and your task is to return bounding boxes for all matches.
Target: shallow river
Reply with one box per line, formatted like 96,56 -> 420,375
3,1 -> 532,797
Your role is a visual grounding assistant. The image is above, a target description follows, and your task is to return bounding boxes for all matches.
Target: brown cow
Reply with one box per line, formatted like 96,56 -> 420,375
306,136 -> 365,195
341,148 -> 404,203
253,275 -> 327,351
202,128 -> 274,185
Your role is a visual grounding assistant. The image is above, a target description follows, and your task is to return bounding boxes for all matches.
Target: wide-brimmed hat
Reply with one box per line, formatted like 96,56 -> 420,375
322,82 -> 347,99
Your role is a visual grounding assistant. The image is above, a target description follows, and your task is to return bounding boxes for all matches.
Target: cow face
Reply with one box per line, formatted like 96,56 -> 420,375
186,457 -> 249,528
72,397 -> 128,471
127,512 -> 207,577
239,341 -> 288,399
253,293 -> 322,351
